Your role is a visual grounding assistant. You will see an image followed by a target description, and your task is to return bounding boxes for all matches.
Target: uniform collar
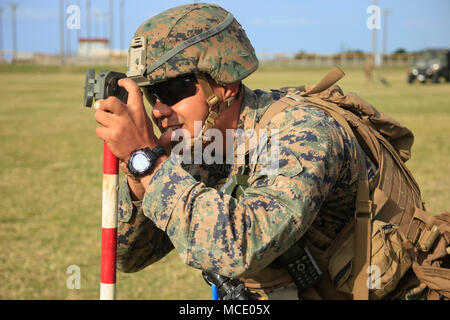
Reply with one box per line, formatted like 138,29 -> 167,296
228,85 -> 280,173
237,85 -> 279,132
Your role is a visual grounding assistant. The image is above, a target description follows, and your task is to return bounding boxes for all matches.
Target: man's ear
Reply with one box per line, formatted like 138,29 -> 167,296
223,82 -> 240,100
206,74 -> 240,100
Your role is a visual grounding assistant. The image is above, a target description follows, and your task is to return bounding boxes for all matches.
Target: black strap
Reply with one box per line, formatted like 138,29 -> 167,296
151,145 -> 167,157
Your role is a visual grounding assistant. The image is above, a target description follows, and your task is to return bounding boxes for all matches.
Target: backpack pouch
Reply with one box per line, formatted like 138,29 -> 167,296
328,220 -> 412,299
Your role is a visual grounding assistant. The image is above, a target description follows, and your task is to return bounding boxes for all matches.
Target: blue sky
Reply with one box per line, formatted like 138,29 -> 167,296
1,0 -> 449,55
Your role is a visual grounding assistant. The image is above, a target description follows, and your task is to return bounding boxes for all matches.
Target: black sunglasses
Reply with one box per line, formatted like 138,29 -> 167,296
143,74 -> 198,106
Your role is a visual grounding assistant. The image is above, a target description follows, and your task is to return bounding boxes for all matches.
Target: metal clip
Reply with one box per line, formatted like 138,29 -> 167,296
418,225 -> 440,252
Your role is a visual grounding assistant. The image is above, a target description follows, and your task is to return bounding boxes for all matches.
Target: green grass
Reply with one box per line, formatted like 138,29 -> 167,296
0,65 -> 449,299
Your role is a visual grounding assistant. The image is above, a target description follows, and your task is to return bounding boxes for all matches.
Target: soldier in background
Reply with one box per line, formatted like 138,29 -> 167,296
364,55 -> 374,82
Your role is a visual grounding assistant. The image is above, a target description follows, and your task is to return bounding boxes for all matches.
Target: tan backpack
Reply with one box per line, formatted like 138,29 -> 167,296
255,67 -> 450,299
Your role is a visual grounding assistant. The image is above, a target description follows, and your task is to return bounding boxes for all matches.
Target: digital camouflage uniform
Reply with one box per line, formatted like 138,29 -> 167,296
116,85 -> 378,282
116,3 -> 384,297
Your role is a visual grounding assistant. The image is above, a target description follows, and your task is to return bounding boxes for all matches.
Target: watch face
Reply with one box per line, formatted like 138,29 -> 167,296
132,152 -> 150,172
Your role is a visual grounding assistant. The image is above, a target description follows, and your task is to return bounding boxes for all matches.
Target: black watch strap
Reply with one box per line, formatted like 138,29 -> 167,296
151,145 -> 166,158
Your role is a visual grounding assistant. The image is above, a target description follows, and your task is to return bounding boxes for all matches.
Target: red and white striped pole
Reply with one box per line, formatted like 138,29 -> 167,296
100,142 -> 119,300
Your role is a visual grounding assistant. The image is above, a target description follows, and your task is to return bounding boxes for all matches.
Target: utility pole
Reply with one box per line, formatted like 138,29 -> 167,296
10,3 -> 17,63
103,13 -> 108,39
59,0 -> 65,64
77,0 -> 81,54
86,0 -> 91,38
86,0 -> 91,56
109,0 -> 113,52
65,0 -> 71,57
0,8 -> 3,62
94,12 -> 100,38
382,9 -> 391,66
371,0 -> 377,66
120,0 -> 124,51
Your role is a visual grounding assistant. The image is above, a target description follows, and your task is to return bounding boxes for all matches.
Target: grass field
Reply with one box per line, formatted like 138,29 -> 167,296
0,64 -> 449,300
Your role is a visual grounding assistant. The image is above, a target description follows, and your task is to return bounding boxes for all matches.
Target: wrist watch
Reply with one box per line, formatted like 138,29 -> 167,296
126,145 -> 166,178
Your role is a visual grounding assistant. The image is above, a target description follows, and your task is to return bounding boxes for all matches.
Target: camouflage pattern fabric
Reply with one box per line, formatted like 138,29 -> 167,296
116,85 -> 378,278
133,3 -> 258,86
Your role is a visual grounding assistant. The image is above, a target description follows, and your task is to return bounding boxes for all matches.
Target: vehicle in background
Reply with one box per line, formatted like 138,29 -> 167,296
408,49 -> 450,84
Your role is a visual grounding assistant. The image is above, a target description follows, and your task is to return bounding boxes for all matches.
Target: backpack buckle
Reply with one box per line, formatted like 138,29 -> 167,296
355,200 -> 373,220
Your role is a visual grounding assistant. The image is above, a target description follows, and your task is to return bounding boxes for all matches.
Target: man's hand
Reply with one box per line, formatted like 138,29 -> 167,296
119,160 -> 146,200
94,78 -> 158,163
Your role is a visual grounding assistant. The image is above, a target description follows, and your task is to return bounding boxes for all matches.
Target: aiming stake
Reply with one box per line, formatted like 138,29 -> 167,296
100,142 -> 118,300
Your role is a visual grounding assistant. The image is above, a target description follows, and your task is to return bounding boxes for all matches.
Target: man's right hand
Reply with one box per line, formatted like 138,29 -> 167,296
94,78 -> 159,164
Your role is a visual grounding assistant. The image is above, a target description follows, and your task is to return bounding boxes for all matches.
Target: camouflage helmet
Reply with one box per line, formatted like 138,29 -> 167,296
126,3 -> 259,86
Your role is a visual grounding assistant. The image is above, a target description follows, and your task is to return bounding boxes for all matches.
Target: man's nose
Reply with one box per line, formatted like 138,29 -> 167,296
152,100 -> 173,118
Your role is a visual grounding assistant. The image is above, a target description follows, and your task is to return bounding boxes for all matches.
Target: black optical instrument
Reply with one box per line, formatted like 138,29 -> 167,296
83,69 -> 129,107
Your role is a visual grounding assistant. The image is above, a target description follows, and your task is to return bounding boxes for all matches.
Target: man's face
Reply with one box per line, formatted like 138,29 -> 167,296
148,76 -> 209,150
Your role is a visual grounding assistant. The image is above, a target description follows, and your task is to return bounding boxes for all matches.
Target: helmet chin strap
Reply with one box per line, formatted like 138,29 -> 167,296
188,73 -> 237,148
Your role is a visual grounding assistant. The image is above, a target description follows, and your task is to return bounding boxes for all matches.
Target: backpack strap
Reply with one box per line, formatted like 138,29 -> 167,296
255,98 -> 294,131
301,66 -> 345,96
300,100 -> 373,300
